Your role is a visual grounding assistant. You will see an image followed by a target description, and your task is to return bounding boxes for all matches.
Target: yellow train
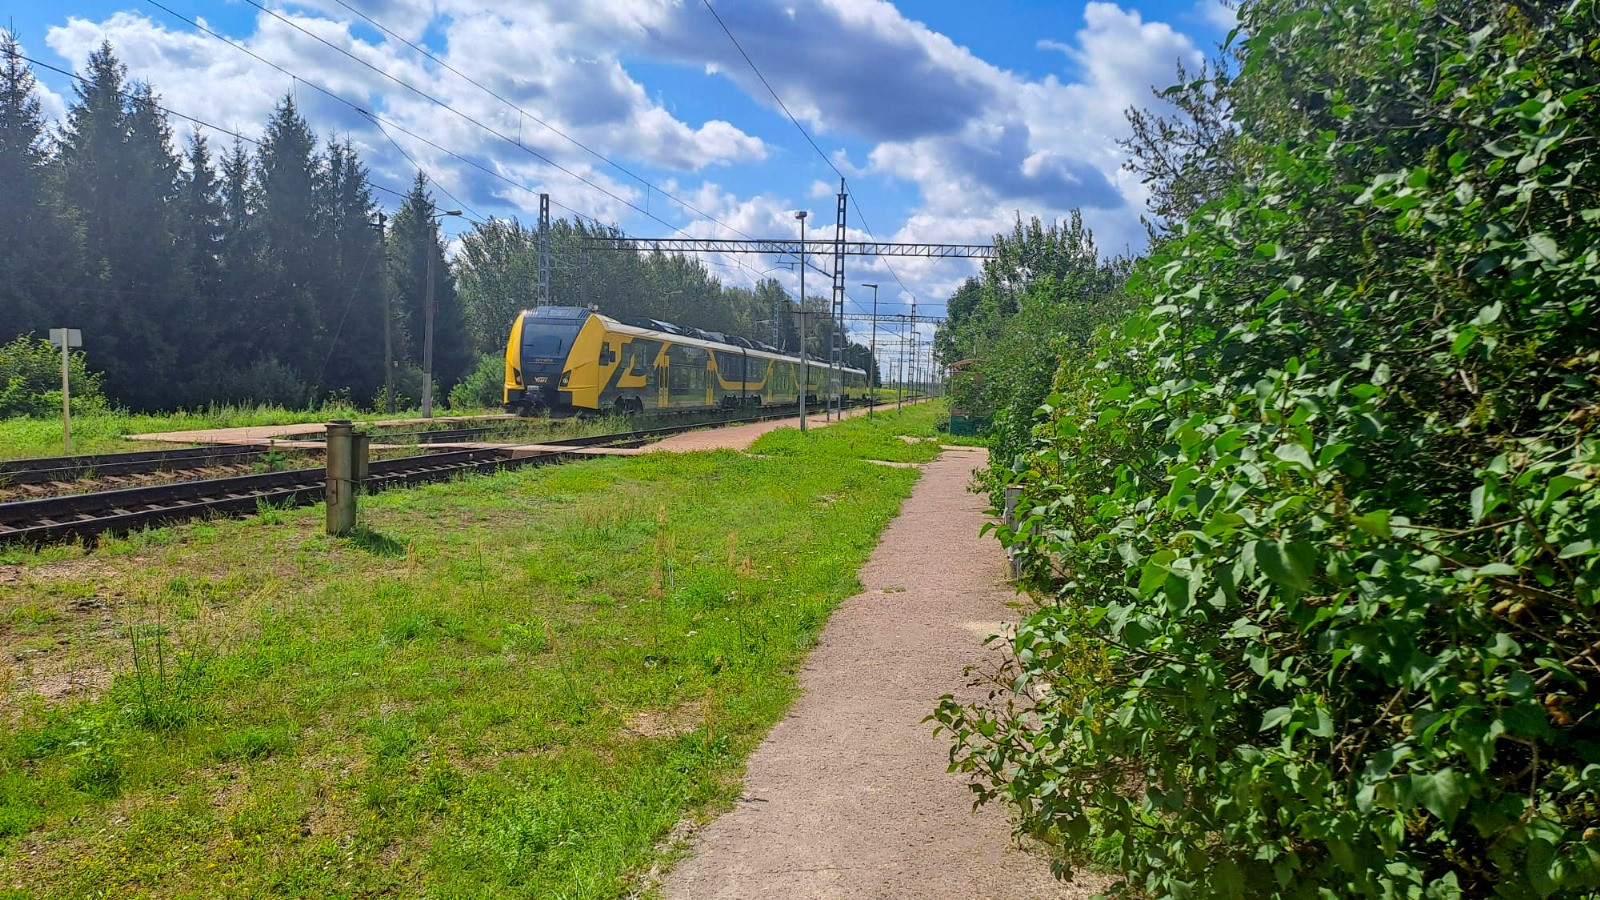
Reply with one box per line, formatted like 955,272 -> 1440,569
502,306 -> 869,416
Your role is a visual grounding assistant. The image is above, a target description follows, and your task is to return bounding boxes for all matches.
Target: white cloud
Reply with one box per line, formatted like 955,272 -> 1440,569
1198,0 -> 1239,30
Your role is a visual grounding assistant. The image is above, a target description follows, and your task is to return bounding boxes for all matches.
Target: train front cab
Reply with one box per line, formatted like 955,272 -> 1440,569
504,306 -> 592,414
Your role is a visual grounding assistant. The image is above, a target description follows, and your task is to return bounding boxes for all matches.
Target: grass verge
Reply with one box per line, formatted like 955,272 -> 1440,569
0,403 -> 942,897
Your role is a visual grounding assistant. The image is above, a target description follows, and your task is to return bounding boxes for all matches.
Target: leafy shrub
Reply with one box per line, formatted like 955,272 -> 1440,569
0,335 -> 105,418
214,356 -> 312,409
936,1 -> 1600,896
448,352 -> 506,410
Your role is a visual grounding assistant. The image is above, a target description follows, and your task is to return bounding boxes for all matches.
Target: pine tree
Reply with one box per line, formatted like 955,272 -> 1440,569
57,43 -> 183,409
313,139 -> 384,400
253,95 -> 321,388
172,130 -> 227,402
387,175 -> 471,396
0,31 -> 78,343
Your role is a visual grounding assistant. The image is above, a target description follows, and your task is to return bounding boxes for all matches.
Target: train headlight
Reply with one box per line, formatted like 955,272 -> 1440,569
559,370 -> 571,387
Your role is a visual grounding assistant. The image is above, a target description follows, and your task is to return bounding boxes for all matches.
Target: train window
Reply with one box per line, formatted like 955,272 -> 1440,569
629,346 -> 648,376
599,342 -> 616,366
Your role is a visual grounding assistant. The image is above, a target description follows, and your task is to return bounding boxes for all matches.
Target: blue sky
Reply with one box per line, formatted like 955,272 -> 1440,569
6,0 -> 1234,333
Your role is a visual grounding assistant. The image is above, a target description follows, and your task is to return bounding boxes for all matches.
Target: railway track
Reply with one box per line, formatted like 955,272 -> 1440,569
0,401 -> 881,546
0,444 -> 308,488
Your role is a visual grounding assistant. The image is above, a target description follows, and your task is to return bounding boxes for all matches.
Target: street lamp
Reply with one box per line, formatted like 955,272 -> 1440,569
422,208 -> 463,418
794,210 -> 808,434
861,283 -> 878,417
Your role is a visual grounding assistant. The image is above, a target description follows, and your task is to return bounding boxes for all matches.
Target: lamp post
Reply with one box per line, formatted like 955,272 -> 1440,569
370,212 -> 392,412
794,210 -> 808,434
422,208 -> 463,418
861,283 -> 878,417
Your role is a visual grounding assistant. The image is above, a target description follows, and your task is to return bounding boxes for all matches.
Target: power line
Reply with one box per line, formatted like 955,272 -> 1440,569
700,0 -> 843,184
1,46 -> 412,201
143,0 -> 683,239
371,117 -> 483,221
224,0 -> 742,244
697,0 -> 921,314
325,0 -> 754,242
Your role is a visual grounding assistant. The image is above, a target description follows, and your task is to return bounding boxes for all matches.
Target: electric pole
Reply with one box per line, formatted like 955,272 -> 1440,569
370,212 -> 391,413
861,283 -> 878,417
795,210 -> 808,434
422,207 -> 463,419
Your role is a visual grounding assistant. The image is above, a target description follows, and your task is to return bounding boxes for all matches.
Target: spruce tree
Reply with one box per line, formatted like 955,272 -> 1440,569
0,31 -> 77,343
57,43 -> 183,409
387,175 -> 471,395
254,95 -> 321,389
314,140 -> 385,400
173,130 -> 227,401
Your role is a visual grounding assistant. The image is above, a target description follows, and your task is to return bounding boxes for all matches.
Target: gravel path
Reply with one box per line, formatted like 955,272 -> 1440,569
660,448 -> 1102,899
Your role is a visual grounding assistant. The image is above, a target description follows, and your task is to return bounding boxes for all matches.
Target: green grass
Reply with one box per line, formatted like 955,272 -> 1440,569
0,403 -> 505,461
0,404 -> 943,897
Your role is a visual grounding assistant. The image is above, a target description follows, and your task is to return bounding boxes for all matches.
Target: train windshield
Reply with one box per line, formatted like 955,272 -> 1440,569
521,308 -> 587,361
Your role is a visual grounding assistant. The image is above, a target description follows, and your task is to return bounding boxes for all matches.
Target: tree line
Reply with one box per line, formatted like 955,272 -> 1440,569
0,36 -> 874,414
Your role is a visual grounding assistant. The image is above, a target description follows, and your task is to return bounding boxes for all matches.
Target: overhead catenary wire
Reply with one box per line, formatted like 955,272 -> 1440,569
324,0 -> 754,243
699,0 -> 922,316
142,0 -> 691,241
237,0 -> 873,313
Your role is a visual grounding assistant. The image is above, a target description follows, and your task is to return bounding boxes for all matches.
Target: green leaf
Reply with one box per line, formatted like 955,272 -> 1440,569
1353,509 -> 1392,537
1410,768 -> 1468,826
1260,706 -> 1292,731
1257,540 -> 1314,593
1274,443 -> 1315,473
1525,233 -> 1562,263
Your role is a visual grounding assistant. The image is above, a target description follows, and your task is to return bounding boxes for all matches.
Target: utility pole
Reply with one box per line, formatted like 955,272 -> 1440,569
370,212 -> 391,413
422,207 -> 463,419
861,283 -> 878,417
897,315 -> 906,412
538,193 -> 551,307
795,210 -> 808,434
909,299 -> 917,400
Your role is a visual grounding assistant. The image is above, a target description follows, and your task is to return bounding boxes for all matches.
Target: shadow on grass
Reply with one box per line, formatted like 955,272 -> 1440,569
344,526 -> 409,558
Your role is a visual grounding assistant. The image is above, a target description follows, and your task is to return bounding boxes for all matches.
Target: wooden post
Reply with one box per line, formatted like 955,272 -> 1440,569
325,420 -> 357,535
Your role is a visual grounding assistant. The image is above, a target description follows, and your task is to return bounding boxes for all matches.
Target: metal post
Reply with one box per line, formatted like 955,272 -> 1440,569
862,283 -> 878,417
910,300 -> 918,399
422,241 -> 436,418
60,336 -> 71,454
372,212 -> 392,413
830,179 -> 848,423
325,420 -> 357,535
538,193 -> 551,307
795,210 -> 808,434
898,313 -> 906,412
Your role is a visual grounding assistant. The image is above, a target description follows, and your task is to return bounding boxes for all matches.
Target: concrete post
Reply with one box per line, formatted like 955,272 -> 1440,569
325,420 -> 357,535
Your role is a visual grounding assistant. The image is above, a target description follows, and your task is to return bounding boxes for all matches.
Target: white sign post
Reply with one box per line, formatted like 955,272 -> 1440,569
48,328 -> 82,454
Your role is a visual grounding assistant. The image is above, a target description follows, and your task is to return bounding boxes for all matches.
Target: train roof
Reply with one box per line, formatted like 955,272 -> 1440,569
520,306 -> 867,375
590,311 -> 865,374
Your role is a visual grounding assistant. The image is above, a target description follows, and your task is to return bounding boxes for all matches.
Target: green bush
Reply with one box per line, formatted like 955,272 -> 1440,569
0,335 -> 104,418
936,1 -> 1600,896
448,352 -> 505,410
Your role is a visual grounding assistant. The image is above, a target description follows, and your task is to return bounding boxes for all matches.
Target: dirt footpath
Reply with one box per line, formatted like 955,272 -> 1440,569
660,448 -> 1101,899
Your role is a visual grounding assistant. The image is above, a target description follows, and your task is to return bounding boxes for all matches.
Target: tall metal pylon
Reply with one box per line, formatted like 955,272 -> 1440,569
830,178 -> 848,419
537,193 -> 551,307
